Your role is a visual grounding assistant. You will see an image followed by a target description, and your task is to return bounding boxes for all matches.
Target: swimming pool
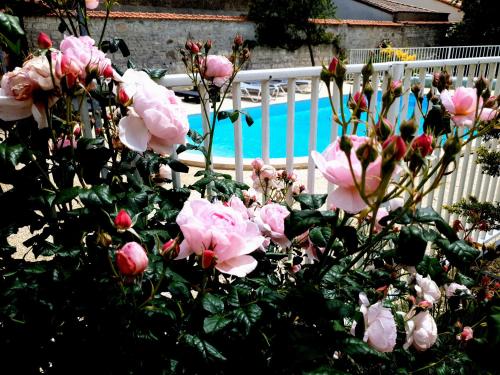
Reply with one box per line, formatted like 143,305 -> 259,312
188,94 -> 424,159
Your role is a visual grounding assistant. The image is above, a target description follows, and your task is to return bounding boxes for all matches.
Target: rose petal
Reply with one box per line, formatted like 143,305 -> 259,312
118,113 -> 150,152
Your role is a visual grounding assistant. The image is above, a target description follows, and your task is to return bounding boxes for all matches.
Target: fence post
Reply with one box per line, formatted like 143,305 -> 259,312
386,62 -> 404,125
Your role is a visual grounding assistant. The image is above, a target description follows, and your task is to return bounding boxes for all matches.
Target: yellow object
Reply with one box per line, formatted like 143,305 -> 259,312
380,47 -> 417,61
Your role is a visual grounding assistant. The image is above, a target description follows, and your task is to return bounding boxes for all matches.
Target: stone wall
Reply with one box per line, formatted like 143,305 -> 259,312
23,15 -> 448,73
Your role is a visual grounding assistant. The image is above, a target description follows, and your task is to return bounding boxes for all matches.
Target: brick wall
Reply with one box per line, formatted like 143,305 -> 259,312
23,14 -> 448,73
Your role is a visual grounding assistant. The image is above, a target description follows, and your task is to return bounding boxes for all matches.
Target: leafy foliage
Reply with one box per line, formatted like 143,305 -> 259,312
248,0 -> 337,65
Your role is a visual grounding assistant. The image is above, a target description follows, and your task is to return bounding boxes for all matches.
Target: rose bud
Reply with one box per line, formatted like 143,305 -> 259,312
390,80 -> 403,97
190,42 -> 200,54
260,164 -> 277,180
475,76 -> 489,97
234,34 -> 244,46
161,238 -> 180,258
356,141 -> 378,167
71,124 -> 80,138
118,88 -> 130,106
251,157 -> 265,171
383,135 -> 407,161
204,39 -> 212,53
361,59 -> 374,80
484,95 -> 497,108
452,219 -> 464,232
339,134 -> 353,153
411,83 -> 422,98
102,64 -> 114,79
375,118 -> 394,141
201,249 -> 217,269
399,119 -> 418,142
457,326 -> 473,341
328,56 -> 338,74
351,91 -> 368,111
412,134 -> 433,157
114,209 -> 132,232
116,242 -> 149,276
37,32 -> 52,49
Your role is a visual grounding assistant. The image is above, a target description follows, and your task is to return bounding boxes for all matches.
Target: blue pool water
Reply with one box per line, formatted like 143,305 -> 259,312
188,94 -> 424,158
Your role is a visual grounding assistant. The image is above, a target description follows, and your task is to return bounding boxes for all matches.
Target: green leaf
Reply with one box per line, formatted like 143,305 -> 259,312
342,337 -> 387,361
167,159 -> 189,173
79,185 -> 114,207
284,209 -> 336,240
180,334 -> 226,361
488,306 -> 500,346
396,225 -> 427,266
295,193 -> 328,210
203,315 -> 231,334
454,272 -> 475,288
229,111 -> 240,123
414,207 -> 442,223
53,187 -> 82,205
142,68 -> 168,79
245,113 -> 254,126
309,226 -> 331,247
416,256 -> 445,282
337,226 -> 358,254
188,129 -> 205,144
234,304 -> 262,335
443,240 -> 478,271
202,293 -> 224,314
0,143 -> 26,168
217,111 -> 229,121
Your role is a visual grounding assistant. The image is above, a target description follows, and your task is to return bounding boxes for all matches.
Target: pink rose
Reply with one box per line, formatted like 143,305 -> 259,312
202,55 -> 233,87
440,87 -> 478,127
415,274 -> 441,306
255,203 -> 290,247
85,0 -> 99,9
118,69 -> 189,154
251,157 -> 265,171
404,310 -> 438,351
159,164 -> 172,180
457,326 -> 473,341
351,293 -> 397,353
445,282 -> 470,298
311,135 -> 383,213
175,199 -> 265,277
116,242 -> 149,276
1,68 -> 34,100
59,35 -> 112,80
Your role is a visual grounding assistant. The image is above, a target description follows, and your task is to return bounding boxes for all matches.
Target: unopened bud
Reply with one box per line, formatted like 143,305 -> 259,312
356,141 -> 378,167
234,34 -> 243,46
114,209 -> 133,232
390,80 -> 403,97
363,84 -> 374,103
328,56 -> 338,74
375,118 -> 394,141
412,134 -> 433,158
161,238 -> 180,258
484,95 -> 497,108
411,83 -> 422,98
400,119 -> 418,142
37,32 -> 52,49
339,135 -> 352,154
201,249 -> 217,269
204,39 -> 212,53
443,135 -> 461,161
361,59 -> 374,80
383,135 -> 407,161
475,76 -> 489,97
320,68 -> 331,85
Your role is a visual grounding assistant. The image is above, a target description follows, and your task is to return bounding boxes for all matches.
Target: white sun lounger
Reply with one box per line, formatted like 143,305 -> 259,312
240,82 -> 282,102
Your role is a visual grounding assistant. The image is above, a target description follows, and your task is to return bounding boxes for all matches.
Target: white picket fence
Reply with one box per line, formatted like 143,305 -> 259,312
348,45 -> 500,64
159,55 -> 500,244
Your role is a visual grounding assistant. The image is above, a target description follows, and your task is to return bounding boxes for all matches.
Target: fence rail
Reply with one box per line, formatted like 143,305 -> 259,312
348,45 -> 500,65
159,55 -> 500,244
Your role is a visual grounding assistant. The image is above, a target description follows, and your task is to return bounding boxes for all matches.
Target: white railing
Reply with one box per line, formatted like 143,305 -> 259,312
348,45 -> 500,64
159,55 -> 500,243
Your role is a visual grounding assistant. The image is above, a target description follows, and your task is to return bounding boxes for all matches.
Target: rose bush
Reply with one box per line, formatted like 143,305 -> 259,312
0,5 -> 499,374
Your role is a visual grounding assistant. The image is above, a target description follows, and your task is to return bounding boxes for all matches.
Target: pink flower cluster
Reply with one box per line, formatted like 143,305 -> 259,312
0,34 -> 113,128
118,69 -> 189,154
